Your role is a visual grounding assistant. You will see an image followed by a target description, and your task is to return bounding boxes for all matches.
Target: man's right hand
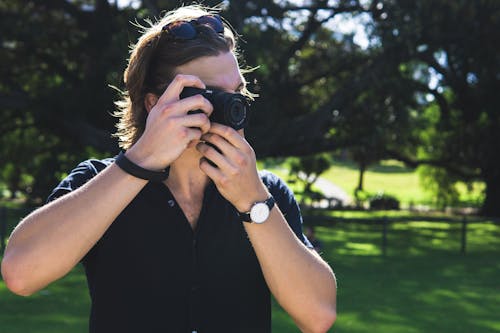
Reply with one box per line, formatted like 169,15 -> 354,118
125,74 -> 213,170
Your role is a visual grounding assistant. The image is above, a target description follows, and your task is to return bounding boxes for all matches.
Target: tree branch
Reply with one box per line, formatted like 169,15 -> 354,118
411,80 -> 451,123
417,50 -> 448,78
384,149 -> 479,180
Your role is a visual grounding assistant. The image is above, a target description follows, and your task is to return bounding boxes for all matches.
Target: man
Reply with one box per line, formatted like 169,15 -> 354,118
1,5 -> 336,333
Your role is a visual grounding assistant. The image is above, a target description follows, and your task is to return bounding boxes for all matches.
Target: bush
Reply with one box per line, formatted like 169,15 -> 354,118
369,192 -> 400,210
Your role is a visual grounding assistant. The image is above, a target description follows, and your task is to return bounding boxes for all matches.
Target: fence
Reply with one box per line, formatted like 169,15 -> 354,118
304,212 -> 500,257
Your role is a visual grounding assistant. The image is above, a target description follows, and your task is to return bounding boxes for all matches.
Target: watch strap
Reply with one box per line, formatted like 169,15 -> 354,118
115,151 -> 169,182
238,196 -> 275,223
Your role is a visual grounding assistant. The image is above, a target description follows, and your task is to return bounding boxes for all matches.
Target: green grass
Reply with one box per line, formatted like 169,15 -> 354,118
2,212 -> 499,332
323,160 -> 426,204
272,214 -> 500,332
0,265 -> 89,332
262,159 -> 484,207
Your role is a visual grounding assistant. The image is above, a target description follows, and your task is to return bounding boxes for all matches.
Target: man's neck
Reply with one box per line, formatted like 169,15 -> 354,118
164,148 -> 210,198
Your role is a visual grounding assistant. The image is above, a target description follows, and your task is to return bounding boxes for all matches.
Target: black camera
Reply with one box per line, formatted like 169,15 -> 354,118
180,87 -> 250,130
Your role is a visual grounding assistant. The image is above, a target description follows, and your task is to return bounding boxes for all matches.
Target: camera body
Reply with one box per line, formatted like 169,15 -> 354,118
180,87 -> 250,130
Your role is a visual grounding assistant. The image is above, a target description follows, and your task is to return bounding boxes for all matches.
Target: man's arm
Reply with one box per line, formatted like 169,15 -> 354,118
1,164 -> 148,296
197,124 -> 337,333
1,74 -> 213,296
243,207 -> 337,333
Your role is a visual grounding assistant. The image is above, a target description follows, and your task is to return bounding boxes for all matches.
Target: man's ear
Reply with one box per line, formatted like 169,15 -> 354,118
144,93 -> 159,113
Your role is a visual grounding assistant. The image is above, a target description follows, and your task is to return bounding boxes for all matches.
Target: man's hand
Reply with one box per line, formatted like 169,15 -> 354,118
196,123 -> 269,212
126,74 -> 213,170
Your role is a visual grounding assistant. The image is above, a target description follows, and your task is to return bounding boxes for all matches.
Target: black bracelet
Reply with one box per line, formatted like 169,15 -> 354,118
115,151 -> 169,182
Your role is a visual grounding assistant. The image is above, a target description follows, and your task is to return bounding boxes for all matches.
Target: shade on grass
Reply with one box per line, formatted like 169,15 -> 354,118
270,216 -> 500,333
1,215 -> 499,332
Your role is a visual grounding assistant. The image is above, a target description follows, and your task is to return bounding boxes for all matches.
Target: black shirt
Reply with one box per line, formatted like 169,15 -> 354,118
48,158 -> 312,333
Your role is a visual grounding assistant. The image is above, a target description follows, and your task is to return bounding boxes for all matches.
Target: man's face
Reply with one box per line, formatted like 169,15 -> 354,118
175,51 -> 245,95
175,51 -> 247,136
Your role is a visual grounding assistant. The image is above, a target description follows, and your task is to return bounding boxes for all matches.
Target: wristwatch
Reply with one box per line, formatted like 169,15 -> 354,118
238,196 -> 275,224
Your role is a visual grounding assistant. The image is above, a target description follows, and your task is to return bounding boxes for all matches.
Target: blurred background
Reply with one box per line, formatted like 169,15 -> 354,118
1,0 -> 499,332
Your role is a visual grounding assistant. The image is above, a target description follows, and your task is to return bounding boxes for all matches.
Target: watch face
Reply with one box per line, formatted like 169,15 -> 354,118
250,202 -> 270,224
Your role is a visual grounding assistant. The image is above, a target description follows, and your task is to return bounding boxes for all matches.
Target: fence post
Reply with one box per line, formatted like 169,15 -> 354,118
382,217 -> 388,257
460,216 -> 467,255
0,206 -> 6,255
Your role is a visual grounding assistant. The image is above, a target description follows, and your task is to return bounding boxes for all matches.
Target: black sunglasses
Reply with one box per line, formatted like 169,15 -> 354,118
161,15 -> 224,40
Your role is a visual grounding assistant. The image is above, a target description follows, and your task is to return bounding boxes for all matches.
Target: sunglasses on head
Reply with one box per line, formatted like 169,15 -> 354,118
161,14 -> 224,40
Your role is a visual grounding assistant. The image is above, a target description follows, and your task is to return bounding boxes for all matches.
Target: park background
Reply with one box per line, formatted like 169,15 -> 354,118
0,0 -> 499,332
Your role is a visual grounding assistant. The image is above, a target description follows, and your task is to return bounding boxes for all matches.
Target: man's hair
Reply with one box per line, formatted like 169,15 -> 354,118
114,5 -> 237,149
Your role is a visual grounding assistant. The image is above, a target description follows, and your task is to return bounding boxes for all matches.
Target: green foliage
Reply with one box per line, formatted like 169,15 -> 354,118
265,157 -> 484,208
418,165 -> 485,211
368,191 -> 400,210
353,188 -> 371,207
1,0 -> 500,215
418,165 -> 460,210
288,154 -> 332,199
371,0 -> 500,215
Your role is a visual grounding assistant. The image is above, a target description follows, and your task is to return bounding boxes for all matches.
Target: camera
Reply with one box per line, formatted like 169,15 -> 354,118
180,87 -> 250,130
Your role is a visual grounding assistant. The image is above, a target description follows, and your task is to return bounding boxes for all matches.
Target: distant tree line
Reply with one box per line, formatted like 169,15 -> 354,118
1,0 -> 499,216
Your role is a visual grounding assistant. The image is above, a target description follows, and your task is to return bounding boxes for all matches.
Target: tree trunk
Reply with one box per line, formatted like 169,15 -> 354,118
481,169 -> 500,217
357,163 -> 366,191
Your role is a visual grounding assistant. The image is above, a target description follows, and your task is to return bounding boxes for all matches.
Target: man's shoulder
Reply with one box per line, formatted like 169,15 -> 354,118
76,157 -> 116,175
258,169 -> 283,189
258,169 -> 295,199
47,156 -> 116,202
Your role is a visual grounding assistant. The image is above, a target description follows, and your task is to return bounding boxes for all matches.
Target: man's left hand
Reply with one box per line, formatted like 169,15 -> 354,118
196,123 -> 268,213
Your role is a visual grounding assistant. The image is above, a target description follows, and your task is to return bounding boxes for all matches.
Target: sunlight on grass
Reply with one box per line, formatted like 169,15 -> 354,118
261,158 -> 485,207
342,242 -> 380,256
321,160 -> 428,204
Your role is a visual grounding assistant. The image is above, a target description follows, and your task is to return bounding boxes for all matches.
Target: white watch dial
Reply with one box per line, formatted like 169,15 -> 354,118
250,202 -> 270,224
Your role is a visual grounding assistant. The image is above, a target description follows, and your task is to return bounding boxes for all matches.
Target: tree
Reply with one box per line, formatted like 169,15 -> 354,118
369,0 -> 500,215
288,154 -> 331,204
0,0 -> 134,200
2,0 -> 499,216
1,0 -> 373,201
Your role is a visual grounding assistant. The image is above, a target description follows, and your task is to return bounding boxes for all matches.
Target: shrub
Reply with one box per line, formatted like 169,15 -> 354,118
369,192 -> 400,210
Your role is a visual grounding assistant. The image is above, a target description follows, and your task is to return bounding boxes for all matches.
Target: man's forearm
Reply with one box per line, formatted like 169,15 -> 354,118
1,164 -> 147,296
244,207 -> 337,333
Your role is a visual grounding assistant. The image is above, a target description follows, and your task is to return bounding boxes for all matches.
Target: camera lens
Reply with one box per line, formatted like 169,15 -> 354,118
228,101 -> 247,127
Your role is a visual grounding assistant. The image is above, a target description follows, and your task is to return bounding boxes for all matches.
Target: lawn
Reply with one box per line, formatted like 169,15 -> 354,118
1,211 -> 499,332
262,159 -> 485,208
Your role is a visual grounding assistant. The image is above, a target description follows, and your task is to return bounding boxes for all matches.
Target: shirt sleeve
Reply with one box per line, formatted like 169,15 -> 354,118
46,158 -> 115,264
47,158 -> 115,202
259,170 -> 314,249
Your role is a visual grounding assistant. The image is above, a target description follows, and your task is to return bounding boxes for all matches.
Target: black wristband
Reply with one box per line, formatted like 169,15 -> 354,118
115,151 -> 169,182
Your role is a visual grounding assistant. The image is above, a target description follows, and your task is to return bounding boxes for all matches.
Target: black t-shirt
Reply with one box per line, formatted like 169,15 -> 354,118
48,158 -> 312,333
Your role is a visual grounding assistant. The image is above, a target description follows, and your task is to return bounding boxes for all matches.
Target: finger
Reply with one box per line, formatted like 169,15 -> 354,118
162,94 -> 214,118
181,113 -> 211,134
184,127 -> 203,143
178,94 -> 214,117
201,133 -> 235,157
199,157 -> 225,182
196,142 -> 235,171
207,123 -> 248,150
157,74 -> 205,104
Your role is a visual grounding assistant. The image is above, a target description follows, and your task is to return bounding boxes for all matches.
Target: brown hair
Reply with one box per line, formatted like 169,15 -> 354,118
114,5 -> 237,149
